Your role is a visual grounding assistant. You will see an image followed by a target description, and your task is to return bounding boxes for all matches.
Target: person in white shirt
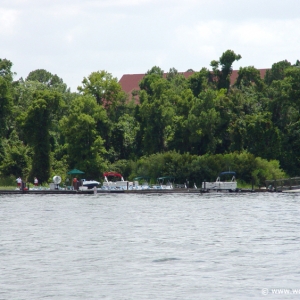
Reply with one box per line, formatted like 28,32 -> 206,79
16,177 -> 22,188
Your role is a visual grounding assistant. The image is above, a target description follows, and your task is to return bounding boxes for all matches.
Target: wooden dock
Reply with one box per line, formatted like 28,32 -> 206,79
266,177 -> 300,192
0,188 -> 262,195
0,189 -> 95,195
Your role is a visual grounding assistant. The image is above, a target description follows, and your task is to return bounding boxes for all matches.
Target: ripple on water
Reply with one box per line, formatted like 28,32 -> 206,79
0,193 -> 300,299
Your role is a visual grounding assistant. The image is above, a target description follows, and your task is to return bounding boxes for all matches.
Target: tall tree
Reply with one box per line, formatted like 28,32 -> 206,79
60,95 -> 108,178
264,60 -> 291,85
138,78 -> 175,155
139,66 -> 164,97
0,77 -> 12,137
0,130 -> 31,178
19,90 -> 62,183
0,58 -> 14,82
26,69 -> 68,93
168,89 -> 194,153
187,89 -> 224,154
78,70 -> 124,110
267,66 -> 300,175
243,112 -> 281,160
235,66 -> 264,91
111,114 -> 140,160
210,50 -> 242,91
187,68 -> 211,97
0,59 -> 13,138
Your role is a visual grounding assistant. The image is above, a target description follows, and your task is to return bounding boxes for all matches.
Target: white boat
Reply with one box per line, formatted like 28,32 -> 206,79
156,176 -> 174,189
133,176 -> 174,190
202,172 -> 238,192
102,172 -> 133,190
133,176 -> 151,190
81,179 -> 100,189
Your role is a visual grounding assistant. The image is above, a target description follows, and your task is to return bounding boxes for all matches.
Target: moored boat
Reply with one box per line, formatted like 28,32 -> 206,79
102,172 -> 132,190
202,171 -> 238,192
156,176 -> 174,189
81,179 -> 100,189
133,176 -> 151,190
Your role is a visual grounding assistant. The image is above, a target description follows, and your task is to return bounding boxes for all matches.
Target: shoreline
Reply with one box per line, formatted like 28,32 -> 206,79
0,188 -> 268,195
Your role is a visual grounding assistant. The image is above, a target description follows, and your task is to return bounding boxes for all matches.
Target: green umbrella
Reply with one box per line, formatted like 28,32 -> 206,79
67,168 -> 85,175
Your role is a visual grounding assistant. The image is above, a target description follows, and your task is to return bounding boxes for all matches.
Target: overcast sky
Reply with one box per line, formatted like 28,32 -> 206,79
1,0 -> 299,91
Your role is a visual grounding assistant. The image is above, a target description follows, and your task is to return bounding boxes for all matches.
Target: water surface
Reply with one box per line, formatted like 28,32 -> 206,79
1,192 -> 300,299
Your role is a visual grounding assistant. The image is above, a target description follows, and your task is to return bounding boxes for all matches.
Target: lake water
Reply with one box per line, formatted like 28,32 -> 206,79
1,192 -> 300,299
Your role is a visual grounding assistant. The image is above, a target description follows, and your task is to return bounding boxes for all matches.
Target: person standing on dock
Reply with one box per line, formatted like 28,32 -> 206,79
73,177 -> 78,190
34,177 -> 38,186
16,177 -> 22,189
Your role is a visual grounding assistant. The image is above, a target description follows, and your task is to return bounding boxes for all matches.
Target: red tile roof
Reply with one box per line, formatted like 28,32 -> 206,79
119,69 -> 269,95
119,72 -> 193,95
230,69 -> 268,85
119,74 -> 145,94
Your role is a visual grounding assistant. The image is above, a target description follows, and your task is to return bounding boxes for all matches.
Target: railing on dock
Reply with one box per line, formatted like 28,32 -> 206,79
265,177 -> 300,192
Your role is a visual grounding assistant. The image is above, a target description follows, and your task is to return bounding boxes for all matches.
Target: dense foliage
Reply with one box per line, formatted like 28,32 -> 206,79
0,50 -> 299,186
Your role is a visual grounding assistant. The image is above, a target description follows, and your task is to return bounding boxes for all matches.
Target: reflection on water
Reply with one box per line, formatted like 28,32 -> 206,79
1,192 -> 300,299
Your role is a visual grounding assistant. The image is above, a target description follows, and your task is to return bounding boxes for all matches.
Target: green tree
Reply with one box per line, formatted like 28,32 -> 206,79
235,66 -> 264,91
0,58 -> 14,82
0,131 -> 31,178
187,68 -> 211,97
187,89 -> 224,154
139,66 -> 164,96
210,50 -> 242,91
267,66 -> 300,175
0,58 -> 13,138
168,89 -> 195,153
78,70 -> 124,110
111,114 -> 140,160
243,112 -> 281,160
26,69 -> 66,90
60,95 -> 108,178
138,78 -> 175,155
264,60 -> 291,85
19,90 -> 62,183
0,77 -> 12,137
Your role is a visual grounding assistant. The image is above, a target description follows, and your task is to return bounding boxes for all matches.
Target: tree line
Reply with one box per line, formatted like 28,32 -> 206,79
0,50 -> 299,186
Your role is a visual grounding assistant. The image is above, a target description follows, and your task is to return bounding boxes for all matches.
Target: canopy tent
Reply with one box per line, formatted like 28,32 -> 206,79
67,168 -> 85,175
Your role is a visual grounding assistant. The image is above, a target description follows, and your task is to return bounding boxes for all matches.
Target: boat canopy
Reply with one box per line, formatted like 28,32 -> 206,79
157,176 -> 175,181
219,171 -> 236,176
133,176 -> 150,181
103,172 -> 123,178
